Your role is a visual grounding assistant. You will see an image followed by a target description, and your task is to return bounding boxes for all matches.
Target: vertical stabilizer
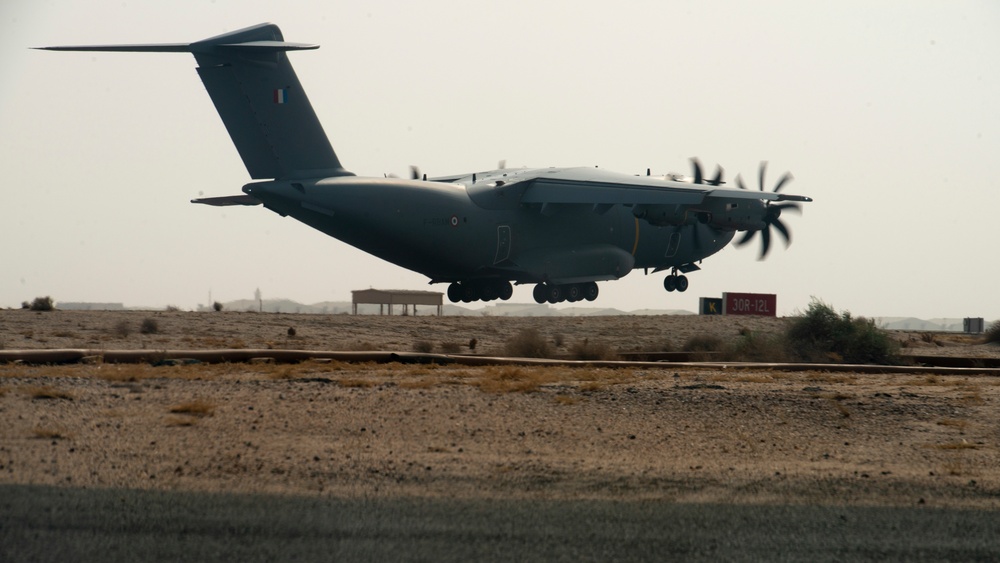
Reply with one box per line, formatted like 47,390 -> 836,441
190,24 -> 349,179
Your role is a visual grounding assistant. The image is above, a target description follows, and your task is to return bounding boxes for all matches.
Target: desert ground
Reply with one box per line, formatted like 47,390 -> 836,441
2,309 -> 1000,510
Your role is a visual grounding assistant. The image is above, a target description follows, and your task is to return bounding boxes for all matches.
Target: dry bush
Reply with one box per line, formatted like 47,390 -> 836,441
683,334 -> 724,353
723,331 -> 789,363
29,296 -> 54,311
569,338 -> 618,361
140,318 -> 160,335
28,386 -> 74,400
504,328 -> 553,358
338,377 -> 378,388
169,400 -> 216,417
985,321 -> 1000,345
937,418 -> 970,430
931,441 -> 979,451
98,365 -> 155,382
439,341 -> 462,354
113,320 -> 132,338
553,395 -> 581,405
412,340 -> 434,353
165,415 -> 199,427
682,333 -> 723,361
475,366 -> 544,393
33,427 -> 70,440
785,300 -> 898,364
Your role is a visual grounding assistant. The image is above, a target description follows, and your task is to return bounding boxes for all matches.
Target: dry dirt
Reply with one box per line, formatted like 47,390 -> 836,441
2,310 -> 999,508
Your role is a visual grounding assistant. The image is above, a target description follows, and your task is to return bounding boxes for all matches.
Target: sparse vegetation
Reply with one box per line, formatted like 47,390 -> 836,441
683,334 -> 724,353
569,338 -> 618,361
504,328 -> 553,358
113,320 -> 132,338
28,296 -> 54,312
412,340 -> 434,353
985,320 -> 1000,345
169,400 -> 216,417
140,318 -> 160,334
784,299 -> 898,364
29,386 -> 74,400
723,330 -> 789,363
439,341 -> 462,354
32,427 -> 70,440
682,333 -> 723,360
213,301 -> 224,312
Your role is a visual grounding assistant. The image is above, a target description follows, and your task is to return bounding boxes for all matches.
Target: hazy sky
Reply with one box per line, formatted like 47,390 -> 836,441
2,1 -> 997,319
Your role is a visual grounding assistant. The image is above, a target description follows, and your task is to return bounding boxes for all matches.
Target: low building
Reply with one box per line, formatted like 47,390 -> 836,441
351,289 -> 443,316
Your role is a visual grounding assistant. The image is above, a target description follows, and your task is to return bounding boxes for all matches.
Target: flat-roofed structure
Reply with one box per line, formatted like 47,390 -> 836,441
351,289 -> 443,316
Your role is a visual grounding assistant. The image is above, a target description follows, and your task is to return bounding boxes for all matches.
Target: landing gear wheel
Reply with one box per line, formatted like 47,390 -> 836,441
675,275 -> 689,292
583,282 -> 599,301
663,276 -> 677,292
532,284 -> 547,304
481,283 -> 498,302
546,284 -> 564,304
566,284 -> 582,302
447,282 -> 462,303
461,284 -> 479,303
498,281 -> 513,301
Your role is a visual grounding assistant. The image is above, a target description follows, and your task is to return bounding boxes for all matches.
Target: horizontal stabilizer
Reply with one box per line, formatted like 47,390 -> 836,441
191,194 -> 261,207
35,40 -> 318,54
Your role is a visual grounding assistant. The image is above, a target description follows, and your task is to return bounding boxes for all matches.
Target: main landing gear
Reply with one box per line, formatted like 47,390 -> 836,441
532,282 -> 599,304
663,273 -> 689,292
447,280 -> 513,303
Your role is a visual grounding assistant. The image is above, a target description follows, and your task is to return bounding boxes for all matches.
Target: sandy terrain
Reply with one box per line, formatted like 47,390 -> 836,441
2,310 -> 999,508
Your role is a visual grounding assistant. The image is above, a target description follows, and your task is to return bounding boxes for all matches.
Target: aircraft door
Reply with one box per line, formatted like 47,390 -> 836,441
494,225 -> 511,264
664,230 -> 681,258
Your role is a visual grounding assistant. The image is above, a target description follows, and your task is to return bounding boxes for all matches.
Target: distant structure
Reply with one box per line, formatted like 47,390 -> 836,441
56,302 -> 125,311
351,289 -> 443,316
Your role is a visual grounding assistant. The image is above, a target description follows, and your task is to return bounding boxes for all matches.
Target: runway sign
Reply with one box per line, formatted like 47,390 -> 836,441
723,292 -> 777,316
699,298 -> 723,315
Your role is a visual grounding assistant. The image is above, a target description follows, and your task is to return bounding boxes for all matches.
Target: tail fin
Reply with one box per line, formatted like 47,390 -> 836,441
39,23 -> 350,180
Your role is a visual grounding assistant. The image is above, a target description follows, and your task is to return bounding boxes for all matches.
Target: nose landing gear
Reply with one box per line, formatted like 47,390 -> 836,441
663,272 -> 689,293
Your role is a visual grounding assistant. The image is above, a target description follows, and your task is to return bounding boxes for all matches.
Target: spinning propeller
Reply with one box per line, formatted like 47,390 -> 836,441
690,157 -> 724,186
734,161 -> 800,260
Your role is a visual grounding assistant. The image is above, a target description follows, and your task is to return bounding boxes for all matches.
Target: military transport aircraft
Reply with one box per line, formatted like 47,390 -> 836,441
41,23 -> 812,305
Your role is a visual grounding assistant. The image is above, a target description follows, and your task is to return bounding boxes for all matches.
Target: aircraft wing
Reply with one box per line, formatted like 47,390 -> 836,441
516,168 -> 811,206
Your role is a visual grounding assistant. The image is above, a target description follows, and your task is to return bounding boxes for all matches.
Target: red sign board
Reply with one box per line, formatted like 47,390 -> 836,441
723,292 -> 777,316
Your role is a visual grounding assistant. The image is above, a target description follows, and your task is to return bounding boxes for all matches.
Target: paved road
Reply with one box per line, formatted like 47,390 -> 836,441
2,484 -> 998,562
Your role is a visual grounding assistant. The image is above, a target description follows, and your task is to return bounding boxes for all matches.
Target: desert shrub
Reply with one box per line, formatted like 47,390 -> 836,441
140,318 -> 159,335
683,334 -> 724,353
723,331 -> 788,362
504,328 -> 553,358
213,301 -> 224,312
569,338 -> 618,361
439,341 -> 462,354
165,305 -> 181,312
784,299 -> 898,364
553,333 -> 566,347
985,321 -> 1000,345
29,296 -> 54,311
412,340 -> 434,353
113,320 -> 132,338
